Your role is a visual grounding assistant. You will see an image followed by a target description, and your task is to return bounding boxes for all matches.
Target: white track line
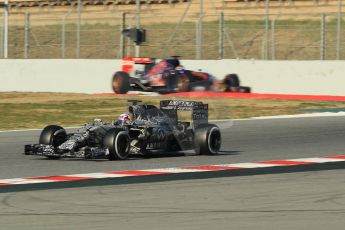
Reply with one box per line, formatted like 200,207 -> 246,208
1,112 -> 345,133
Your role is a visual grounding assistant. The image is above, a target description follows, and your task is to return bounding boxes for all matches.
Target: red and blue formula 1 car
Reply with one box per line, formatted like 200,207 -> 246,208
112,56 -> 250,94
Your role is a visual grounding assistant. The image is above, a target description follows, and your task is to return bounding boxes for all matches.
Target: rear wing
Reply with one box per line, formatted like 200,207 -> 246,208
121,57 -> 156,75
160,100 -> 208,127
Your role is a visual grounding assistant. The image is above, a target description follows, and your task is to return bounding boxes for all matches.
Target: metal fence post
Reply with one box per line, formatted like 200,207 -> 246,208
198,0 -> 203,59
219,12 -> 224,59
264,0 -> 270,60
120,12 -> 126,59
3,0 -> 9,58
61,16 -> 66,58
24,12 -> 30,59
196,19 -> 200,59
320,13 -> 326,60
127,19 -> 132,57
0,13 -> 3,58
135,0 -> 141,57
336,0 -> 342,60
76,0 -> 81,58
271,18 -> 275,60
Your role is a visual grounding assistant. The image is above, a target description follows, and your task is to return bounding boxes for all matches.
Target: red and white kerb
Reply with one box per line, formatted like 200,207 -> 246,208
1,155 -> 345,187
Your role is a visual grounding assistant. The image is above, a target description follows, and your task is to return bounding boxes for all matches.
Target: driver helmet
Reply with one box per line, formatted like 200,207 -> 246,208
118,113 -> 131,125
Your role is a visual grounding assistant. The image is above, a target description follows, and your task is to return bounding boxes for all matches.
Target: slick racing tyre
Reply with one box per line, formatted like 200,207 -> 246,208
194,124 -> 221,155
39,125 -> 67,147
223,74 -> 240,92
39,125 -> 67,159
104,128 -> 130,160
112,71 -> 130,94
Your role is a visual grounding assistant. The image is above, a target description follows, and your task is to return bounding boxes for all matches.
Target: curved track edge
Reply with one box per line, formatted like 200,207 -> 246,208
1,155 -> 345,193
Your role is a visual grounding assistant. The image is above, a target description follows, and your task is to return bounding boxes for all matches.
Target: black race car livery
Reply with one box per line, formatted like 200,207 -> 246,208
24,100 -> 222,160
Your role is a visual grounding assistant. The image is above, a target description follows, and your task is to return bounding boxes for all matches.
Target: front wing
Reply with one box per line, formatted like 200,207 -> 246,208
24,144 -> 108,159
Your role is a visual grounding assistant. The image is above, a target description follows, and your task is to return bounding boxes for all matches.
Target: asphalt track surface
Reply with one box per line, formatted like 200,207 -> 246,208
1,116 -> 345,229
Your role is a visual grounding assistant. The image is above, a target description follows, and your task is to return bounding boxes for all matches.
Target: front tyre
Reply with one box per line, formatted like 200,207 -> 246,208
39,125 -> 66,147
39,125 -> 66,159
104,128 -> 130,160
223,73 -> 240,92
112,71 -> 130,94
194,124 -> 221,155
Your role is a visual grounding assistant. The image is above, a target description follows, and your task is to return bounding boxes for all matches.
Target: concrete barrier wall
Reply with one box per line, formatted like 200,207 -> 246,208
1,59 -> 344,95
0,59 -> 117,93
183,60 -> 345,96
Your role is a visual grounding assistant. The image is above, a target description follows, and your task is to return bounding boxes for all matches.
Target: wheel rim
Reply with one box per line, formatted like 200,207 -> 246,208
115,132 -> 130,159
208,127 -> 221,154
112,75 -> 122,92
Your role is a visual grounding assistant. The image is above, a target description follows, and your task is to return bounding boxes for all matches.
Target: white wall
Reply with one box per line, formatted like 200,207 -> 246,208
0,59 -> 118,93
1,59 -> 345,95
183,60 -> 345,96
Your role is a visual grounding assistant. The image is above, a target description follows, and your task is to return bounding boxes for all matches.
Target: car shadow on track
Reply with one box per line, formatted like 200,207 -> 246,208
138,150 -> 241,159
217,150 -> 241,155
28,150 -> 241,162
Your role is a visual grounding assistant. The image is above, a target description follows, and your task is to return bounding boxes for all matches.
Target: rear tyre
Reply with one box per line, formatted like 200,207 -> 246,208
223,74 -> 240,92
104,128 -> 130,160
39,125 -> 66,159
194,124 -> 221,155
112,71 -> 130,94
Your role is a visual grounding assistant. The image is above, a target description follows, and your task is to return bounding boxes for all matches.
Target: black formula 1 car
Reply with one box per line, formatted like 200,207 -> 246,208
112,56 -> 250,94
24,100 -> 222,160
